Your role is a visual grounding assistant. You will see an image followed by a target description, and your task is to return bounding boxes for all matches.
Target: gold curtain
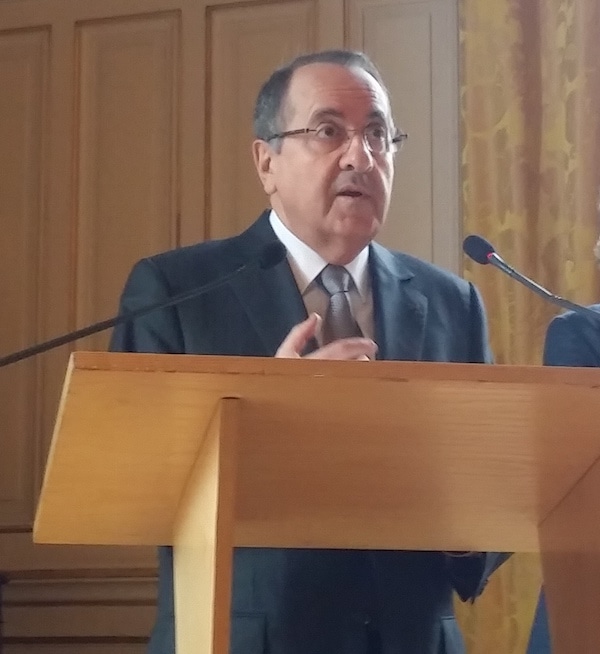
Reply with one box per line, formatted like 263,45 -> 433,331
456,0 -> 600,652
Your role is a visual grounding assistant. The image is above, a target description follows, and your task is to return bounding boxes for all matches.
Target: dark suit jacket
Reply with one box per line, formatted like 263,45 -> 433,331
111,211 -> 507,654
544,305 -> 600,367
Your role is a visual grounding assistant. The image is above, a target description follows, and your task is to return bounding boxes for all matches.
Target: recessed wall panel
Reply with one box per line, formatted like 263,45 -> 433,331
0,27 -> 49,525
75,13 -> 180,348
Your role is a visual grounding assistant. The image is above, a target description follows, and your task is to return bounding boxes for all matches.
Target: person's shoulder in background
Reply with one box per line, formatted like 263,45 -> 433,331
543,304 -> 600,367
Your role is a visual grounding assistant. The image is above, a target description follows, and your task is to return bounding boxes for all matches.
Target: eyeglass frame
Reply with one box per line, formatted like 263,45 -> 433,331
264,124 -> 409,155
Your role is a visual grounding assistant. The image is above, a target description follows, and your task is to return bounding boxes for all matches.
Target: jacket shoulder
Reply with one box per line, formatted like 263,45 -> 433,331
374,244 -> 473,295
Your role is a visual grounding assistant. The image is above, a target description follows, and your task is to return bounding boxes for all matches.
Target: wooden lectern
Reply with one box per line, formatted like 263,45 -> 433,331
34,351 -> 600,653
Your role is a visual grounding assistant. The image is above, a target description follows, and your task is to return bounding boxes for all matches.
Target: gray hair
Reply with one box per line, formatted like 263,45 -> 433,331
253,50 -> 391,149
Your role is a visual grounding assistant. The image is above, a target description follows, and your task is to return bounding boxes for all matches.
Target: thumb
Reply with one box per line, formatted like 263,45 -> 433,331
276,313 -> 321,357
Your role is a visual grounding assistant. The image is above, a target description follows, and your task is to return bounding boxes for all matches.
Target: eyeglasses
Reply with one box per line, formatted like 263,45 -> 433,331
265,122 -> 408,155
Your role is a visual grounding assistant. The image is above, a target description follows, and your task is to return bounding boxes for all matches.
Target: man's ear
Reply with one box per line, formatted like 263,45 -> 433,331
252,139 -> 277,195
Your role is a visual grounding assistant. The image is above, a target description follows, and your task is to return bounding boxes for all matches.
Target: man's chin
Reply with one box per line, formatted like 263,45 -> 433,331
327,221 -> 382,259
337,214 -> 382,240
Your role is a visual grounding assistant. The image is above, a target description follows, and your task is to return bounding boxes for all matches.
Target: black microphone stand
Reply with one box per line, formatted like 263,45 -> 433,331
0,239 -> 287,369
0,264 -> 244,369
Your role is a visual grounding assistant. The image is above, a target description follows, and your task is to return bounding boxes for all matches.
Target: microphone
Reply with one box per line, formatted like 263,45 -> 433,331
0,241 -> 287,369
463,234 -> 600,319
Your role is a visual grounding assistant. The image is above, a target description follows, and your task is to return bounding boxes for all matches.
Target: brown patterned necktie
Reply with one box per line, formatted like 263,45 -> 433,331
317,264 -> 363,344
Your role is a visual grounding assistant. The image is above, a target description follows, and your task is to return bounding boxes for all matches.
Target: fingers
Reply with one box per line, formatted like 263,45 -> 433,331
306,337 -> 378,361
276,313 -> 378,361
275,313 -> 321,358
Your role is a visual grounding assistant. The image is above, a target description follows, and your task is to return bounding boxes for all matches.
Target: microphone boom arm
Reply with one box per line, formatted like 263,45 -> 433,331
0,263 -> 249,369
487,253 -> 599,318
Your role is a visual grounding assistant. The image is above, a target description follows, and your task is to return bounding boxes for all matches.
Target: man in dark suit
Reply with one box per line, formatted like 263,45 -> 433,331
111,50 -> 507,654
544,304 -> 600,366
544,205 -> 600,368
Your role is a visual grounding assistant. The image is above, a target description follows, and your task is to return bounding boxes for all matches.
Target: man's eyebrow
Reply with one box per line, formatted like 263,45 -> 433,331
367,109 -> 389,123
308,108 -> 345,122
308,108 -> 390,124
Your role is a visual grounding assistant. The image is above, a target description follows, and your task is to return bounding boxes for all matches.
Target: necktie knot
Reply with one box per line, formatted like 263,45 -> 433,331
319,264 -> 352,296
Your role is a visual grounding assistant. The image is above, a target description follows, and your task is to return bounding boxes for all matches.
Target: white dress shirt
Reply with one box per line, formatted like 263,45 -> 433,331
269,210 -> 374,345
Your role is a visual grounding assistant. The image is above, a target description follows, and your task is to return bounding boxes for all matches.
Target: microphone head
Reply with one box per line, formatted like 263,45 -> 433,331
259,241 -> 287,270
462,234 -> 495,265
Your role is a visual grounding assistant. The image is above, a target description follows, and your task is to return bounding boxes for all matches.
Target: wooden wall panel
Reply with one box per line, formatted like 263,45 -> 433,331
0,532 -> 156,575
0,6 -> 183,648
348,0 -> 461,273
4,647 -> 146,654
0,536 -> 157,650
3,578 -> 154,639
75,12 -> 181,350
207,0 -> 342,240
0,27 -> 49,526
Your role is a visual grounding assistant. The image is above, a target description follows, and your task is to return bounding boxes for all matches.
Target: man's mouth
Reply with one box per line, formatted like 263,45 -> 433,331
337,188 -> 367,198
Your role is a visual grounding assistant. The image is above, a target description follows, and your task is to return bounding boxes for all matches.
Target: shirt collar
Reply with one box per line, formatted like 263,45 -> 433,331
268,210 -> 370,297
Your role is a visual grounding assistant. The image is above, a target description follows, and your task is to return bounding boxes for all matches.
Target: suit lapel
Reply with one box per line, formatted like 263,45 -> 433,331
227,212 -> 309,355
370,243 -> 428,361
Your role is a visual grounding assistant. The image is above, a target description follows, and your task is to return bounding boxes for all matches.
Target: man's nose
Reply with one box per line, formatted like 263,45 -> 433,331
339,132 -> 374,172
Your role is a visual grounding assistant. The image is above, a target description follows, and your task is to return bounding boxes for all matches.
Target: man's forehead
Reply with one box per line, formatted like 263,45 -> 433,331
285,63 -> 391,120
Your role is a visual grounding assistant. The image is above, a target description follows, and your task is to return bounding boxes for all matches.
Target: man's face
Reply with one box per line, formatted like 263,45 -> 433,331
253,63 -> 396,264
